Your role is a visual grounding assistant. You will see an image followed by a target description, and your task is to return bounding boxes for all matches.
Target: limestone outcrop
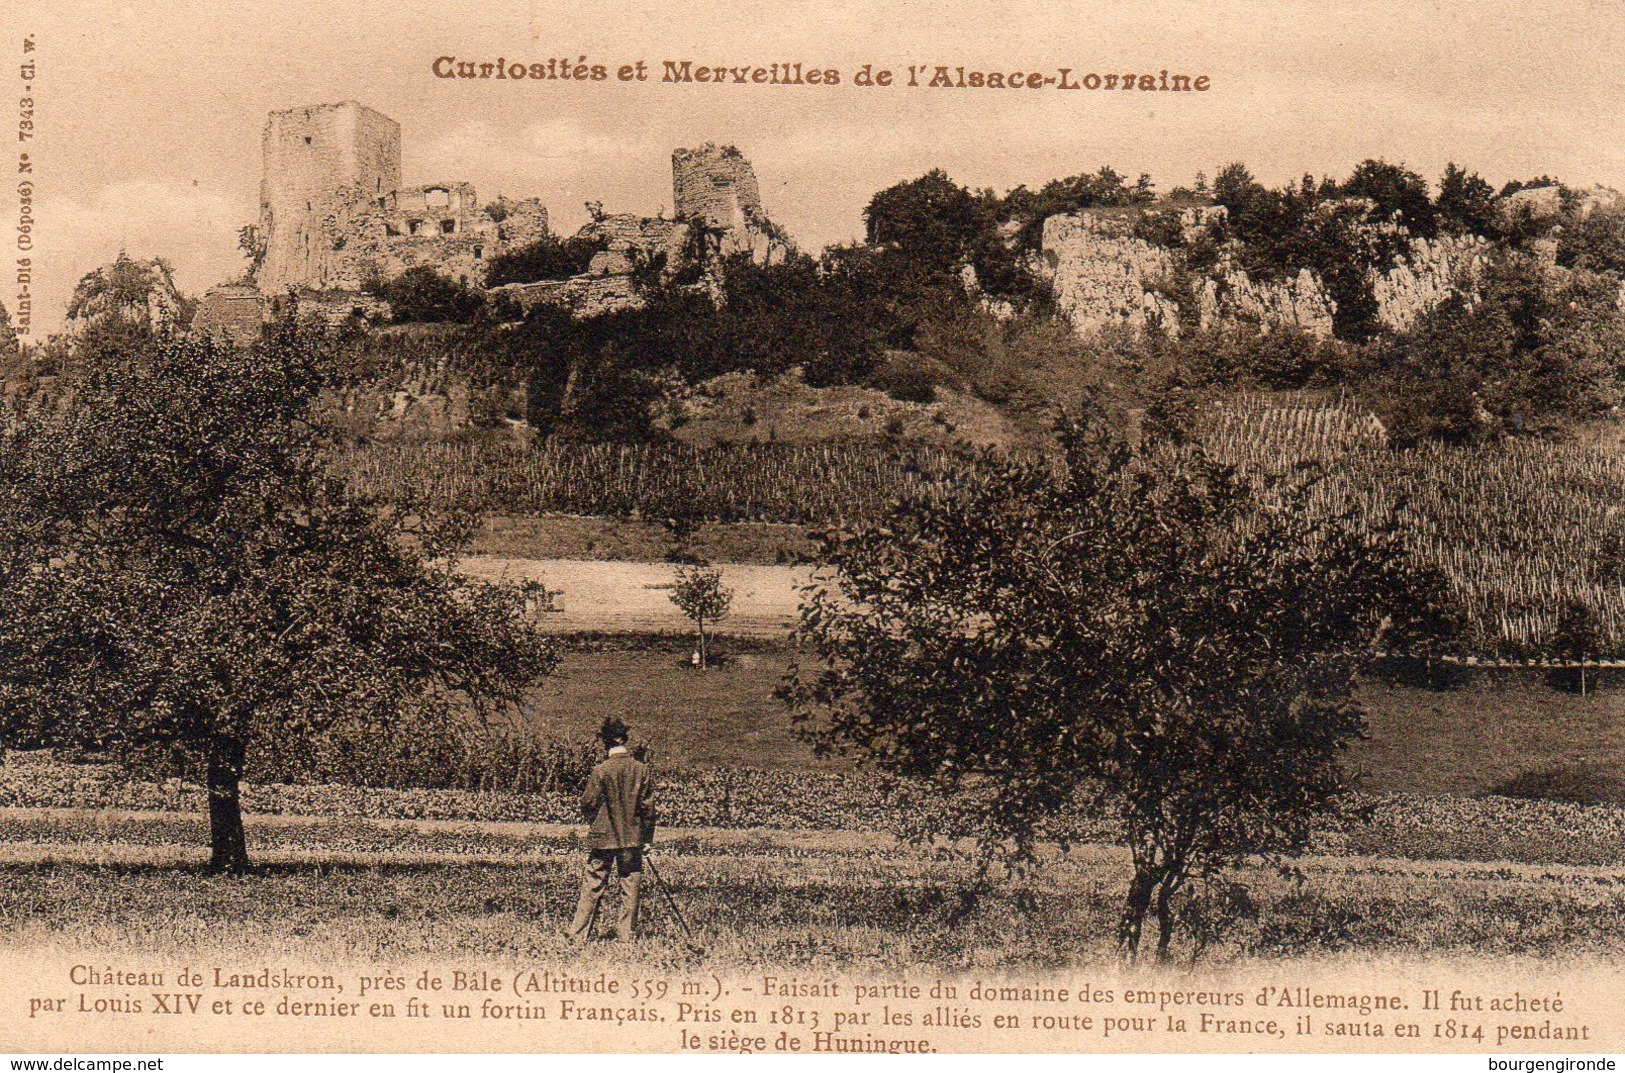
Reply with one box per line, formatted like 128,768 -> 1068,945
1195,263 -> 1335,336
1038,211 -> 1182,333
1036,202 -> 1496,339
1369,233 -> 1489,332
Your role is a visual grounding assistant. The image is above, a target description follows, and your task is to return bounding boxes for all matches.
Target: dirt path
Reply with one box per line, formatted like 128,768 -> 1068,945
458,557 -> 816,638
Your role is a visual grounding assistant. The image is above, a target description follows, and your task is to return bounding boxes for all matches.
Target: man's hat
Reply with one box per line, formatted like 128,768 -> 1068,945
599,717 -> 630,746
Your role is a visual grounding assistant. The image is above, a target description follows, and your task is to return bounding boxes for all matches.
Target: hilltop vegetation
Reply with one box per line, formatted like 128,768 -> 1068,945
11,157 -> 1625,659
15,157 -> 1625,453
281,158 -> 1625,450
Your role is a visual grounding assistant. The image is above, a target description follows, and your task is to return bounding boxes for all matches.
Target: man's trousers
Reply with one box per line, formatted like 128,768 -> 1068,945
567,848 -> 643,941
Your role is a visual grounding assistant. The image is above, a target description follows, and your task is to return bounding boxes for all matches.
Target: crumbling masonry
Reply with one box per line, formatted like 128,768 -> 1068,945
198,102 -> 787,331
253,101 -> 549,295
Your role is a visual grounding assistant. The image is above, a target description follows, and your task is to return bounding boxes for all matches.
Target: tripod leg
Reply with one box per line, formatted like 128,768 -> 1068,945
646,855 -> 703,953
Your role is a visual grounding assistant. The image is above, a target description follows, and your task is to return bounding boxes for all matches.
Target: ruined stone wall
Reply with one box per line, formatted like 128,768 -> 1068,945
257,103 -> 553,294
251,107 -> 796,319
193,284 -> 266,345
673,144 -> 763,231
671,144 -> 790,266
259,102 -> 401,292
385,182 -> 487,235
492,274 -> 643,317
491,197 -> 550,248
578,213 -> 689,263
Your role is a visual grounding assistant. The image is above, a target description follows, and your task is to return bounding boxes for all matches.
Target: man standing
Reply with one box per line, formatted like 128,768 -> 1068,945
566,717 -> 656,942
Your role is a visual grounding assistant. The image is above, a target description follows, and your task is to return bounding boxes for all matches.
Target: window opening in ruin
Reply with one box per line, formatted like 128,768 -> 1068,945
473,246 -> 483,259
440,220 -> 456,235
304,136 -> 312,145
426,187 -> 451,209
408,220 -> 422,235
385,223 -> 401,237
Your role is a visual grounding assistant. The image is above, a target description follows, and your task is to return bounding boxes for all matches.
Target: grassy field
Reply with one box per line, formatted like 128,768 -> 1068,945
524,647 -> 825,771
1,816 -> 1622,969
515,646 -> 1625,799
4,645 -> 1623,973
1353,673 -> 1625,798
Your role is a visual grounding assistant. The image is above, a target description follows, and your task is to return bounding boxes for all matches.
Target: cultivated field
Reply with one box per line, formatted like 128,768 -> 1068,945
341,394 -> 1625,655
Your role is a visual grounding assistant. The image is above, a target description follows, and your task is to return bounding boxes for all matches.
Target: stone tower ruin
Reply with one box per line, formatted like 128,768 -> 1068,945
249,101 -> 549,303
670,144 -> 787,265
258,102 -> 402,292
672,144 -> 764,232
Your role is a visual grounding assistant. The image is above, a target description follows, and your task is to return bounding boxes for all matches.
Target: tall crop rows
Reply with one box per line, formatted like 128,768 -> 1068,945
335,398 -> 1625,655
1202,394 -> 1625,656
334,440 -> 982,527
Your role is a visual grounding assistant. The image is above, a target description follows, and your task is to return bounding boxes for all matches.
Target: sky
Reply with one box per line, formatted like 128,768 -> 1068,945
9,0 -> 1625,335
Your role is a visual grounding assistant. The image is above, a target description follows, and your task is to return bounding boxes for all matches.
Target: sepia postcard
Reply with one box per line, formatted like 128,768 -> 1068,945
1,0 -> 1623,1058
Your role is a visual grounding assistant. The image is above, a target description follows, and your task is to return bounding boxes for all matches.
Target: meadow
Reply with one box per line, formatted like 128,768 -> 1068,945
3,829 -> 1623,971
4,640 -> 1625,972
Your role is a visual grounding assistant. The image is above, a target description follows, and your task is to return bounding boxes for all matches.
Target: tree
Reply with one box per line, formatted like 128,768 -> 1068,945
66,252 -> 190,335
782,430 -> 1457,962
0,299 -> 17,361
0,326 -> 557,873
1435,163 -> 1499,238
863,169 -> 986,278
484,232 -> 608,287
1552,599 -> 1603,697
669,566 -> 733,669
237,224 -> 268,281
1369,250 -> 1625,440
1338,159 -> 1437,238
373,266 -> 485,323
1557,202 -> 1625,278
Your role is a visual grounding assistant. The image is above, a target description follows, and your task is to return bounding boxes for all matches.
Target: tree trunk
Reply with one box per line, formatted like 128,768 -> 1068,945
205,735 -> 249,875
1117,867 -> 1158,962
1153,873 -> 1183,964
698,617 -> 708,670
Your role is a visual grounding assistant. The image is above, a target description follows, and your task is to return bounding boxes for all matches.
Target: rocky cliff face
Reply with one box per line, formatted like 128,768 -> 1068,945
1369,233 -> 1489,332
1037,211 -> 1182,333
1035,204 -> 1490,339
1195,261 -> 1335,335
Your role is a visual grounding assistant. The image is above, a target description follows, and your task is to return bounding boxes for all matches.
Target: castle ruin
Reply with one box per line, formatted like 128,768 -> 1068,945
489,142 -> 789,317
252,101 -> 549,295
196,101 -> 785,332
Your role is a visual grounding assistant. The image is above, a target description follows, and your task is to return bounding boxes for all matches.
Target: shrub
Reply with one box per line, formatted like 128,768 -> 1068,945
485,234 -> 608,287
1489,764 -> 1625,807
376,267 -> 485,323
